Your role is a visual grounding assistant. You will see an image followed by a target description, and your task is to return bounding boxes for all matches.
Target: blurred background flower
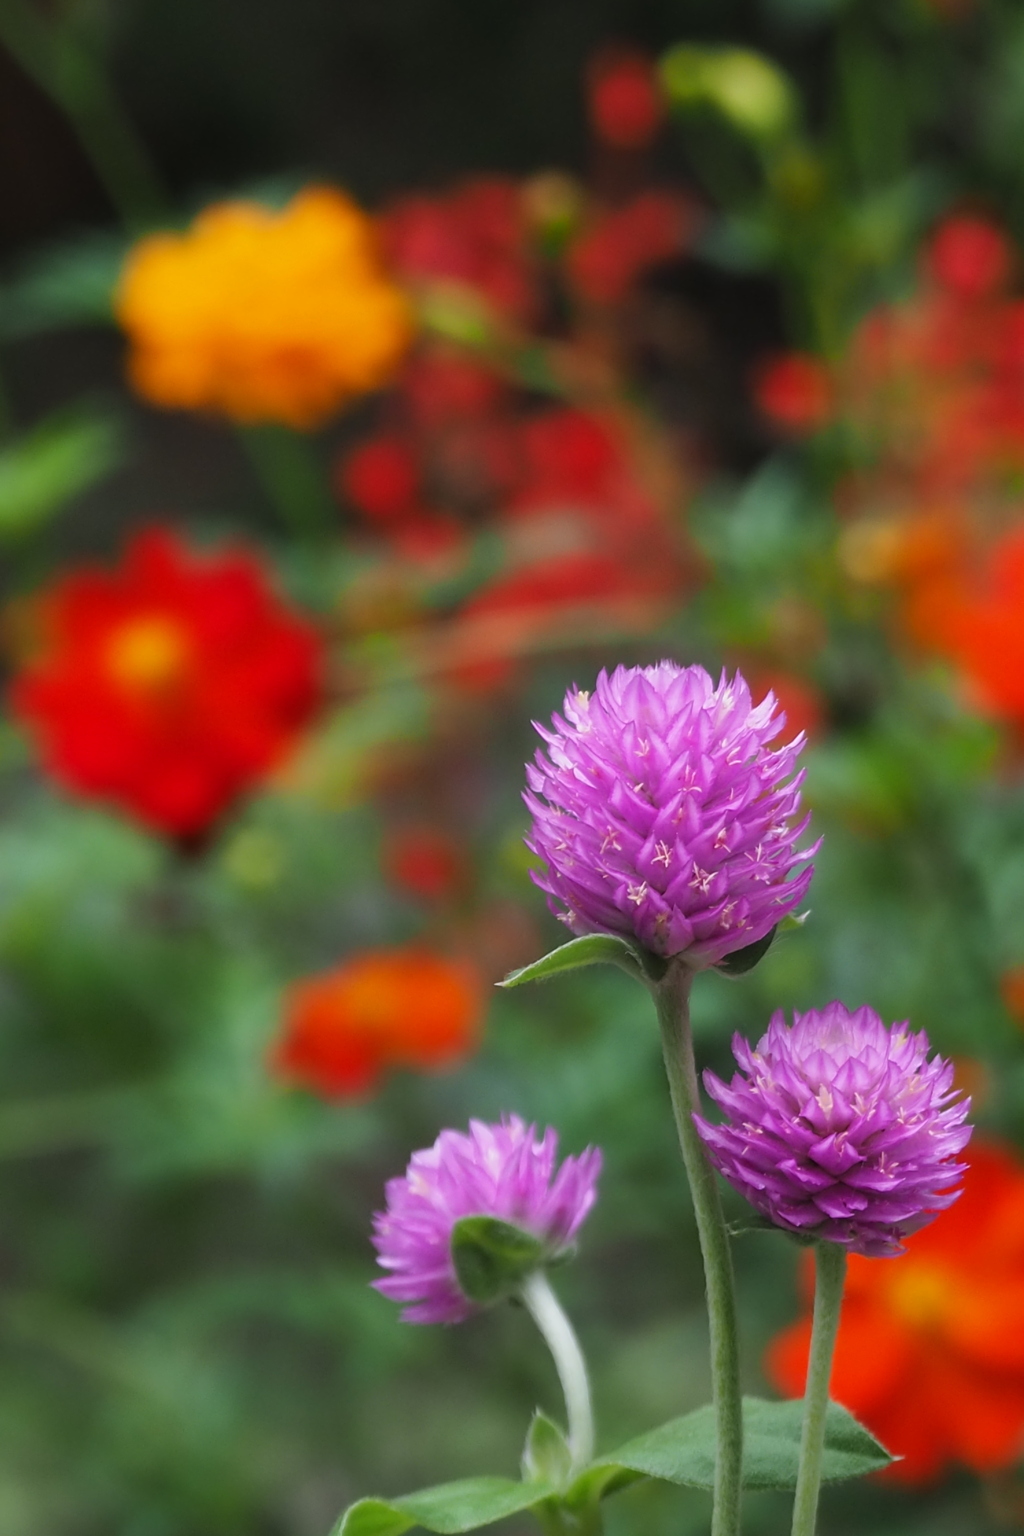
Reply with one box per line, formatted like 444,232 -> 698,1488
767,1143 -> 1024,1485
273,947 -> 482,1097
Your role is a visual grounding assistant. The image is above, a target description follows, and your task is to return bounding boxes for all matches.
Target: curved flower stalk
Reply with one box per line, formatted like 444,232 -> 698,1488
352,1109 -> 890,1536
373,1116 -> 601,1473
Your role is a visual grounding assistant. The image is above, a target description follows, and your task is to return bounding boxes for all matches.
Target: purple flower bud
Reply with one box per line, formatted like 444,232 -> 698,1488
525,663 -> 817,968
695,1003 -> 972,1256
372,1116 -> 602,1323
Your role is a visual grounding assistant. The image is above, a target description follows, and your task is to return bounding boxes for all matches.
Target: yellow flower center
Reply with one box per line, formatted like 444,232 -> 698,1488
887,1262 -> 953,1330
105,615 -> 190,694
338,970 -> 402,1035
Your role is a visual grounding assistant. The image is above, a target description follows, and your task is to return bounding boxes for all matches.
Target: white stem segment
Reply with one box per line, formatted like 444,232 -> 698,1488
521,1268 -> 595,1473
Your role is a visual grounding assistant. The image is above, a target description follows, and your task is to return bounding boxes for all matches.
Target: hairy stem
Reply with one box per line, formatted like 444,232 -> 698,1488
521,1269 -> 595,1475
654,961 -> 743,1536
791,1242 -> 846,1536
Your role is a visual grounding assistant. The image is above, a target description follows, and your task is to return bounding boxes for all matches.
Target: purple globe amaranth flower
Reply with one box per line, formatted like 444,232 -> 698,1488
372,1115 -> 602,1323
695,1003 -> 972,1257
525,662 -> 818,968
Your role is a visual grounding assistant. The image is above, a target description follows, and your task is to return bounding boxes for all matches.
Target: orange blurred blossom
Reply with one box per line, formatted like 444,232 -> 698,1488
767,1142 -> 1024,1484
273,948 -> 482,1097
116,188 -> 413,428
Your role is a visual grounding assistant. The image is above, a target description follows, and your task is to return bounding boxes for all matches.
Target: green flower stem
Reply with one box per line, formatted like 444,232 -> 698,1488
535,1500 -> 603,1536
238,424 -> 336,544
790,1242 -> 847,1536
0,0 -> 167,229
520,1269 -> 595,1475
654,960 -> 743,1536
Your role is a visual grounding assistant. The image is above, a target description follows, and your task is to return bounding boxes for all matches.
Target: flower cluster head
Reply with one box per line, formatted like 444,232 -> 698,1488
525,663 -> 816,968
372,1116 -> 601,1323
696,1003 -> 971,1256
116,187 -> 412,427
273,948 -> 481,1098
9,528 -> 321,840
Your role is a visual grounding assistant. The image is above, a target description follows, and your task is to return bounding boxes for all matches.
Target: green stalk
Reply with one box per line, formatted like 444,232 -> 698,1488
0,0 -> 167,229
790,1242 -> 847,1536
238,424 -> 336,544
653,960 -> 743,1536
520,1269 -> 595,1475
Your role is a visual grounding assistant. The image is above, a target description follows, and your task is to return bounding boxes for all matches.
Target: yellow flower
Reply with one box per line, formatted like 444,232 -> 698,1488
116,188 -> 413,429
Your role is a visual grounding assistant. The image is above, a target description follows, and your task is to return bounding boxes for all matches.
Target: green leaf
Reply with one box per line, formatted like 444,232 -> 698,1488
499,934 -> 646,988
715,926 -> 777,977
0,407 -> 125,538
332,1477 -> 554,1536
568,1397 -> 891,1503
450,1216 -> 546,1305
0,231 -> 126,338
522,1411 -> 572,1486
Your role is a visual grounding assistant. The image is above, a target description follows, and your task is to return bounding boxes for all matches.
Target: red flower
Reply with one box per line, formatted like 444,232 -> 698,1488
515,408 -> 622,506
587,48 -> 665,149
753,352 -> 834,434
1001,966 -> 1024,1028
400,350 -> 507,429
10,529 -> 321,839
926,215 -> 1011,299
566,191 -> 692,305
338,436 -> 420,525
383,825 -> 465,902
766,1142 -> 1024,1484
272,948 -> 482,1097
380,179 -> 537,322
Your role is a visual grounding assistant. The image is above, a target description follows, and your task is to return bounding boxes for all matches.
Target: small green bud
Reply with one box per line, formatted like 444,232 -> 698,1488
661,44 -> 797,142
417,283 -> 494,346
451,1215 -> 547,1304
522,1410 -> 574,1486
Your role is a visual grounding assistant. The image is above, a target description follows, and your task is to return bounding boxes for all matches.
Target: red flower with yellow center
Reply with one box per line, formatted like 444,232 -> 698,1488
272,949 -> 482,1097
766,1141 -> 1024,1483
9,529 -> 322,840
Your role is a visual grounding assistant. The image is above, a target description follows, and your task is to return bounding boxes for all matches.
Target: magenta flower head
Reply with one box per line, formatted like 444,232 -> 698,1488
372,1115 -> 602,1323
525,662 -> 817,969
695,1003 -> 972,1256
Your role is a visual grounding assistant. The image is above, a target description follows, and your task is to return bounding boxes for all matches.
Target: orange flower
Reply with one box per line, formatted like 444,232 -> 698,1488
8,528 -> 322,840
766,1142 -> 1024,1484
745,669 -> 824,742
116,188 -> 412,428
272,949 -> 482,1097
937,527 -> 1024,723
